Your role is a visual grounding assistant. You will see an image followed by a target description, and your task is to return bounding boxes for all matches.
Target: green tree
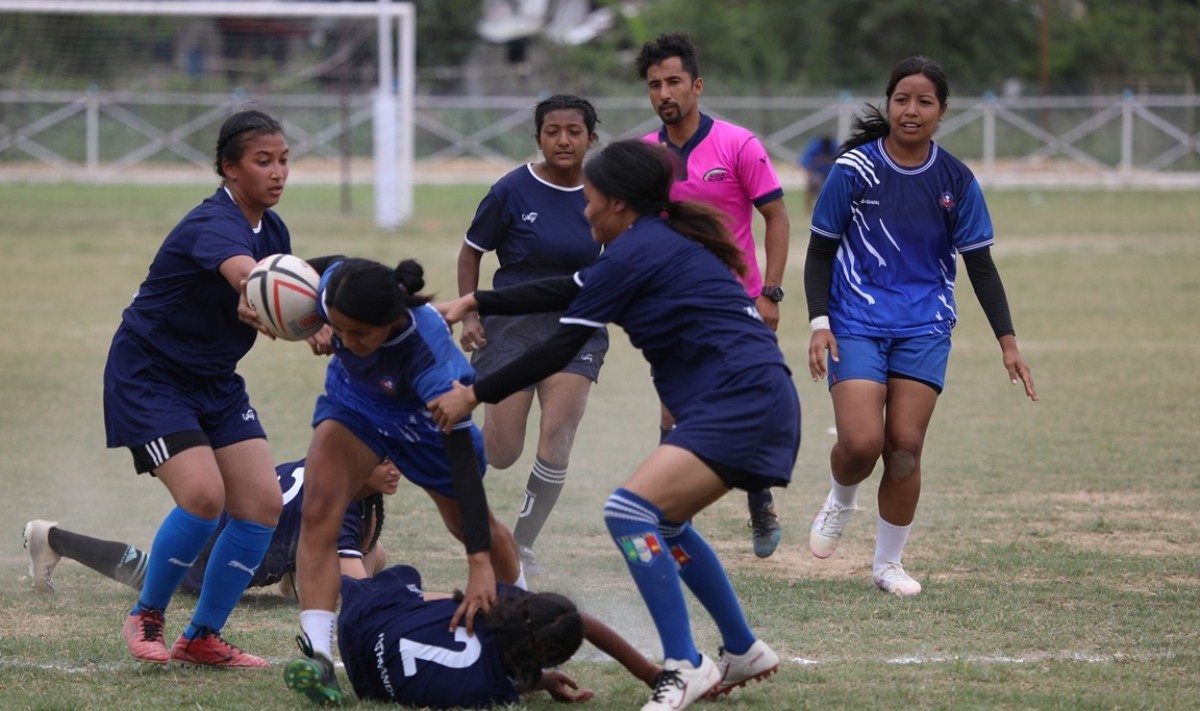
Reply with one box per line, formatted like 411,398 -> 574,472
415,0 -> 482,68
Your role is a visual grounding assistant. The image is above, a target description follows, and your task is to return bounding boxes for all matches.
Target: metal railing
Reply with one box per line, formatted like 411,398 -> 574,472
2,90 -> 1198,187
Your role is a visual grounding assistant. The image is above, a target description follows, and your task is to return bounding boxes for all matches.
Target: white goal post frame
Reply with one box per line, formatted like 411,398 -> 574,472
0,0 -> 415,229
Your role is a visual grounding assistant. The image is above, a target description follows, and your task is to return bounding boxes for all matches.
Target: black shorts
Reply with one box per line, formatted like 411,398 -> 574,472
471,311 -> 608,390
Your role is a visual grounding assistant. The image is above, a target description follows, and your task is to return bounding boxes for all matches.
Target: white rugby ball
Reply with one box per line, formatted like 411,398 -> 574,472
245,254 -> 322,341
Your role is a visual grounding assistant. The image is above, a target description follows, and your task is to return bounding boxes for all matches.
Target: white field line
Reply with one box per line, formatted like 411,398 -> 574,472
0,649 -> 1181,674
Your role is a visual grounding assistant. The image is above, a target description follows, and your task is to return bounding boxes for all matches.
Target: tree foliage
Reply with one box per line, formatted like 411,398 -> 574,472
539,0 -> 1195,96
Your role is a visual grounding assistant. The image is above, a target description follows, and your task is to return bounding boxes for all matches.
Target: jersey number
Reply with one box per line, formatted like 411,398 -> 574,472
399,628 -> 481,677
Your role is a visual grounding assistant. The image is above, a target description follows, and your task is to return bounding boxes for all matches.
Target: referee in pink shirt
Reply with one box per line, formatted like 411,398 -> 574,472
636,31 -> 793,558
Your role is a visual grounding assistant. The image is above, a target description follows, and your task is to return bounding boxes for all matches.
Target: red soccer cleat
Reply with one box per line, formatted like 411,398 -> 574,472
170,627 -> 269,668
123,608 -> 170,664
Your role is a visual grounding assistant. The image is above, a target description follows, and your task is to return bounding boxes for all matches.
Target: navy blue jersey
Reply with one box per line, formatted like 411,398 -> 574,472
181,459 -> 373,593
564,216 -> 787,418
119,188 -> 292,376
339,565 -> 520,708
811,138 -> 994,337
464,164 -> 600,289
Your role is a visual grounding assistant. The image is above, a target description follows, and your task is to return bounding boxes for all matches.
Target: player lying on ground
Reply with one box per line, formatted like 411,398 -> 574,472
287,562 -> 661,708
24,457 -> 400,597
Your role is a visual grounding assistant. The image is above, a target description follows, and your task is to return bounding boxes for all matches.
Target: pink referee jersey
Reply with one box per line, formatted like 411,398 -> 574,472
645,114 -> 784,298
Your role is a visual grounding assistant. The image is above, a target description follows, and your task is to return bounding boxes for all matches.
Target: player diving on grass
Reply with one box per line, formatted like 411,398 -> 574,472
23,457 -> 400,597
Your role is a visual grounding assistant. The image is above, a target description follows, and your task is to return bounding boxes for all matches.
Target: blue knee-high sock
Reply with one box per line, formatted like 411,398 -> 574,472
660,520 -> 756,655
604,488 -> 699,665
185,518 -> 274,638
135,507 -> 219,614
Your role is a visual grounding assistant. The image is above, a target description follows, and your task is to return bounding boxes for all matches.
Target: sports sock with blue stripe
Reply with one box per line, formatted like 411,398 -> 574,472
185,518 -> 274,638
134,506 -> 219,614
603,487 -> 699,665
660,519 -> 756,655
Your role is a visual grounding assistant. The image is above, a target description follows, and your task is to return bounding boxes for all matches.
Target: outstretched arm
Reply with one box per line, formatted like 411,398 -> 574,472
428,324 -> 595,432
581,612 -> 661,688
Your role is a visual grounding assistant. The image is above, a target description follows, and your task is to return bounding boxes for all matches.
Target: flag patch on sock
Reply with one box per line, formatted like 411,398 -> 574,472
670,544 -> 692,568
617,533 -> 663,564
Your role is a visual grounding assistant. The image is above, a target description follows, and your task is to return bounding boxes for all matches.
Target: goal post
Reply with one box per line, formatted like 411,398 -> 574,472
0,0 -> 415,228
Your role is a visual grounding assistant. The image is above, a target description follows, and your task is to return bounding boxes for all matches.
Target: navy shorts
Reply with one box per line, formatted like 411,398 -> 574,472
313,395 -> 487,498
664,364 -> 800,490
103,328 -> 266,468
471,312 -> 607,390
828,333 -> 951,393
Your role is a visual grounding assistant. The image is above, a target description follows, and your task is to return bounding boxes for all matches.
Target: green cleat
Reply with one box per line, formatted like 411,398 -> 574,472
285,634 -> 344,706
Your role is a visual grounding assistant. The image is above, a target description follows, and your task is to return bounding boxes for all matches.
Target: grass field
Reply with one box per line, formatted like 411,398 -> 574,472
1,181 -> 1198,710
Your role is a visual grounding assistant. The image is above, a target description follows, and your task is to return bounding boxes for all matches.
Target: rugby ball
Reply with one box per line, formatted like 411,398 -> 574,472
245,254 -> 322,341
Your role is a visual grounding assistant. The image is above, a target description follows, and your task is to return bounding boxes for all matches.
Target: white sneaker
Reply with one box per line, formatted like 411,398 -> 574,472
641,654 -> 720,711
874,562 -> 922,596
706,639 -> 779,698
809,494 -> 855,559
23,520 -> 61,594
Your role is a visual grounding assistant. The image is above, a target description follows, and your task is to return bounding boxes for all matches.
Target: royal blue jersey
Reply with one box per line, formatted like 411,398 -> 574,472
119,188 -> 291,376
811,138 -> 994,337
182,459 -> 373,593
317,263 -> 475,432
338,565 -> 520,709
563,215 -> 786,417
464,164 -> 600,289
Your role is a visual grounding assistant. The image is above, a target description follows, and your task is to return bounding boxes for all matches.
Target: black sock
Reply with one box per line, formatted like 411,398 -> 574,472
747,488 -> 775,512
48,527 -> 150,590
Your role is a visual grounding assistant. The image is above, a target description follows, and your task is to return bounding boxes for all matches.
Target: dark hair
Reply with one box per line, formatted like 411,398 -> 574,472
635,31 -> 699,81
214,109 -> 283,179
583,140 -> 746,276
460,591 -> 583,690
842,55 -> 950,153
322,257 -> 430,326
534,94 -> 600,137
358,493 -> 385,555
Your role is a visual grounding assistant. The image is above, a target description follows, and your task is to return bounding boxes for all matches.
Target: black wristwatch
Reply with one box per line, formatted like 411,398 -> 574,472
761,284 -> 785,303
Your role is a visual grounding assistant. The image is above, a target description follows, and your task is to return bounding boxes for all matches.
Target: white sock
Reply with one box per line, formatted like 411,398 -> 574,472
873,515 -> 912,572
513,563 -> 528,591
299,609 -> 338,661
829,473 -> 859,508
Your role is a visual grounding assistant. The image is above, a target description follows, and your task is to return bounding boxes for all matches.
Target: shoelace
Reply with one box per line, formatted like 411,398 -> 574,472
648,669 -> 685,702
137,612 -> 165,641
815,505 -> 853,533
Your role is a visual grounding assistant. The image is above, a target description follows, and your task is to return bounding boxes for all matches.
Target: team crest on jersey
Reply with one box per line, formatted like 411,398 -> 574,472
379,376 -> 397,394
522,212 -> 538,223
702,168 -> 734,183
617,533 -> 663,564
939,192 -> 956,209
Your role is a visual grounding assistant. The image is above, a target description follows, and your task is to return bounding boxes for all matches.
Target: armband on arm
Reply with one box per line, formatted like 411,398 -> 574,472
475,275 -> 581,316
962,247 -> 1015,338
443,429 -> 492,554
804,233 -> 838,325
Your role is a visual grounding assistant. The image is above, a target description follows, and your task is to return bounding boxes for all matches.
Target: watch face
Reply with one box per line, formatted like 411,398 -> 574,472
763,285 -> 784,302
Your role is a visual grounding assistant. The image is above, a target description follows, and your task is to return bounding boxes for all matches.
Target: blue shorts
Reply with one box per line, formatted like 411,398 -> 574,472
472,312 -> 608,389
103,328 -> 266,452
313,395 -> 487,498
828,333 -> 951,393
664,364 -> 799,490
